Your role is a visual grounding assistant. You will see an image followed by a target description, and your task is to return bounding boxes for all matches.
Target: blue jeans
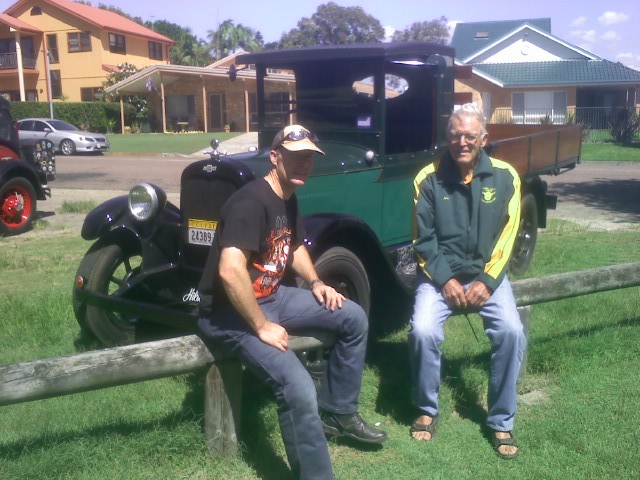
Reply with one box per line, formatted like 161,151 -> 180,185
408,275 -> 526,431
198,285 -> 368,480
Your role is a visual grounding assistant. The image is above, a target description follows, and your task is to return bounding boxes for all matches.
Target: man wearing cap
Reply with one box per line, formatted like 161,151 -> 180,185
197,125 -> 387,480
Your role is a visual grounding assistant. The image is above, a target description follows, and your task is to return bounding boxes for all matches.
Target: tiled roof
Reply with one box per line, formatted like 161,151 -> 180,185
0,12 -> 41,32
451,18 -> 551,60
473,60 -> 640,87
5,0 -> 174,44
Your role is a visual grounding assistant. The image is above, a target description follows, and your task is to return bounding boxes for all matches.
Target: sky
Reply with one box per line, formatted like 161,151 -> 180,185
4,0 -> 639,70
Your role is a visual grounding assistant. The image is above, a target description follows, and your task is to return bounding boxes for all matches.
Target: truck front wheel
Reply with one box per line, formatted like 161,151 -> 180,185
0,177 -> 37,236
310,246 -> 371,315
73,241 -> 143,346
510,193 -> 538,275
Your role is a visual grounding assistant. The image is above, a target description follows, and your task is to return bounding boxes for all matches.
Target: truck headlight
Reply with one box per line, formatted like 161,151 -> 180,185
128,183 -> 166,221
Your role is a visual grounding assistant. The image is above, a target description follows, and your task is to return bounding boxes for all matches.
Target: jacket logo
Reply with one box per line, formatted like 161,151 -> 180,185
481,187 -> 497,203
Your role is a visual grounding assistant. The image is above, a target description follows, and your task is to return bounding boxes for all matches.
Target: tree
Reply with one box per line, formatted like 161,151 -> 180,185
101,63 -> 148,123
278,2 -> 385,48
150,21 -> 213,66
392,17 -> 450,44
207,20 -> 263,61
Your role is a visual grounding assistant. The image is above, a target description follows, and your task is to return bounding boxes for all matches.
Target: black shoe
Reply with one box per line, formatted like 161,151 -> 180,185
321,411 -> 388,444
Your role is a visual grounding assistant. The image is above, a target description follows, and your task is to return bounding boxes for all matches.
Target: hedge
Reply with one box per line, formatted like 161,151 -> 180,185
9,101 -> 137,133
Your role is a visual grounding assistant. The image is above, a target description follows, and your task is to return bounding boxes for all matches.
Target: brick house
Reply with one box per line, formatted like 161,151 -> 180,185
0,0 -> 173,103
104,52 -> 294,134
451,18 -> 640,128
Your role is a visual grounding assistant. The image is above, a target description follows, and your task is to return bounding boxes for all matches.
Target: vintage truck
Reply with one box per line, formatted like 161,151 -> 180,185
0,96 -> 56,236
73,42 -> 581,346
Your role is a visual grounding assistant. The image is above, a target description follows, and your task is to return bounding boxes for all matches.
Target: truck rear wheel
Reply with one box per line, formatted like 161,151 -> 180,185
0,177 -> 37,236
510,193 -> 538,275
309,246 -> 371,315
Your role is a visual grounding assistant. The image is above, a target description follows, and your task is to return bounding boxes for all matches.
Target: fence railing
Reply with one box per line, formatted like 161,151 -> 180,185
490,106 -> 640,143
1,262 -> 640,456
0,52 -> 37,70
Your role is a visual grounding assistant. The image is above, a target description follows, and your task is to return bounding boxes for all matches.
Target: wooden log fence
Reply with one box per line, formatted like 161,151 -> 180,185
1,262 -> 640,456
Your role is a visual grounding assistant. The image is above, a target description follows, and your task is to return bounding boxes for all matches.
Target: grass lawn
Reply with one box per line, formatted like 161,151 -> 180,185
580,142 -> 640,162
105,132 -> 241,155
2,216 -> 639,478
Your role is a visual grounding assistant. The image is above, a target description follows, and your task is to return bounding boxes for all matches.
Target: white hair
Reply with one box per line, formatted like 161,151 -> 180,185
449,102 -> 487,135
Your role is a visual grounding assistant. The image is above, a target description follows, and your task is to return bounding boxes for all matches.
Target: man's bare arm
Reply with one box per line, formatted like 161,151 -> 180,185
218,246 -> 288,351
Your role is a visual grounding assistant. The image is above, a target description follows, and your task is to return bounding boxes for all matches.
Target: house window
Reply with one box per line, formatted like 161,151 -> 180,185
68,32 -> 91,52
512,91 -> 567,124
50,70 -> 62,99
47,34 -> 59,63
149,41 -> 163,60
30,6 -> 42,15
81,87 -> 103,101
109,33 -> 126,54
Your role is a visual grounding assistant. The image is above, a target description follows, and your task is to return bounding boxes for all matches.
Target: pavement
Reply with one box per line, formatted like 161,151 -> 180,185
193,132 -> 259,156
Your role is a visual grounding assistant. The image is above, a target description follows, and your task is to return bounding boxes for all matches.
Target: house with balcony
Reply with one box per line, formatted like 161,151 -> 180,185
451,18 -> 640,129
0,0 -> 174,103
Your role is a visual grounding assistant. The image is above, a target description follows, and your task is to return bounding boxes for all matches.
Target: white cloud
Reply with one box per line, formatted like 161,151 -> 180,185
570,16 -> 588,27
598,11 -> 630,26
570,29 -> 597,43
384,25 -> 395,42
600,31 -> 621,42
616,52 -> 640,71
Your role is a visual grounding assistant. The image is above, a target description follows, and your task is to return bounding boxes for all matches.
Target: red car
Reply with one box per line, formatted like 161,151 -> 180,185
0,97 -> 56,236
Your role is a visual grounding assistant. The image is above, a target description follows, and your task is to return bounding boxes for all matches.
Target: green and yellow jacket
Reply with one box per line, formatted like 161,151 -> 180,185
412,150 -> 521,292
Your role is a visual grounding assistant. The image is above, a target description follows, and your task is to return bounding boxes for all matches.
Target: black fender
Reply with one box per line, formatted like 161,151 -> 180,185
302,213 -> 411,298
0,159 -> 48,200
81,196 -> 182,269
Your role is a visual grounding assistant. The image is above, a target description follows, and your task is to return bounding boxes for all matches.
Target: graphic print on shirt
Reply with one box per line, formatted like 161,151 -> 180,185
252,215 -> 292,298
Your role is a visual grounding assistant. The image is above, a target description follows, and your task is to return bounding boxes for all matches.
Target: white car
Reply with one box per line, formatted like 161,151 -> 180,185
17,118 -> 110,155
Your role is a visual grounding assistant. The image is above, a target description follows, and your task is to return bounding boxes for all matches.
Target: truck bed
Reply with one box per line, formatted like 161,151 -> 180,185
486,124 -> 582,178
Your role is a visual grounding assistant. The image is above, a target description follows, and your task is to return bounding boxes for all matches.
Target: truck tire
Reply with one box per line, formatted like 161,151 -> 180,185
73,241 -> 144,346
510,193 -> 538,275
311,246 -> 371,315
0,177 -> 37,236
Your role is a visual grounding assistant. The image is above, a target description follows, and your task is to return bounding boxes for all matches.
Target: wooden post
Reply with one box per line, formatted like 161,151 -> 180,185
204,359 -> 243,457
517,305 -> 531,383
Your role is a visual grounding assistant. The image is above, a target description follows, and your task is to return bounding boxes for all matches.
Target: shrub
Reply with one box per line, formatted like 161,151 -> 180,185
608,108 -> 640,145
10,101 -> 137,133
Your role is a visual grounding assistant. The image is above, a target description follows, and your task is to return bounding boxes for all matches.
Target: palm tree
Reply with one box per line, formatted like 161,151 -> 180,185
207,20 -> 262,61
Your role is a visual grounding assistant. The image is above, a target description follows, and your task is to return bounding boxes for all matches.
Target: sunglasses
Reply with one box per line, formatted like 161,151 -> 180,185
274,128 -> 319,148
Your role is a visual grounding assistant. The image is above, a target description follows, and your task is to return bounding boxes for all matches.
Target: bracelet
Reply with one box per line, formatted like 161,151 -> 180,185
309,279 -> 324,289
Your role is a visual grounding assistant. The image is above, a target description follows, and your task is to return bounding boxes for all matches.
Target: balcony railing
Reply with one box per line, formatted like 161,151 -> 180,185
490,106 -> 640,143
0,52 -> 37,70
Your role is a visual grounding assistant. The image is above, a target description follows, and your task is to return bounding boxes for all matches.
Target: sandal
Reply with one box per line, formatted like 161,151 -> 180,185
410,414 -> 438,441
491,431 -> 520,459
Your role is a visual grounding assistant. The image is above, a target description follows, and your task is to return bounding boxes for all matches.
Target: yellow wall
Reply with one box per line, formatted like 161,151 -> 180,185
5,0 -> 170,102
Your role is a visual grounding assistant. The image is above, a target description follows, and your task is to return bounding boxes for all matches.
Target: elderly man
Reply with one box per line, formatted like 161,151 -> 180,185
408,103 -> 525,458
197,125 -> 387,480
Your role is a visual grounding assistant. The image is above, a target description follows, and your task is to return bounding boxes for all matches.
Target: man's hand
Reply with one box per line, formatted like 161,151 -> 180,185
464,281 -> 491,309
256,320 -> 289,352
442,278 -> 467,310
311,282 -> 345,311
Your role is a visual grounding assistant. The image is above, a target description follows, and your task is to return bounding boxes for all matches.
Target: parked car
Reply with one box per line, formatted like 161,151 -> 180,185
17,118 -> 109,155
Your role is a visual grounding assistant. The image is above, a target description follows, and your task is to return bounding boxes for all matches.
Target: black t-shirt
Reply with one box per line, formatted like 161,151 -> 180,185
198,178 -> 305,315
